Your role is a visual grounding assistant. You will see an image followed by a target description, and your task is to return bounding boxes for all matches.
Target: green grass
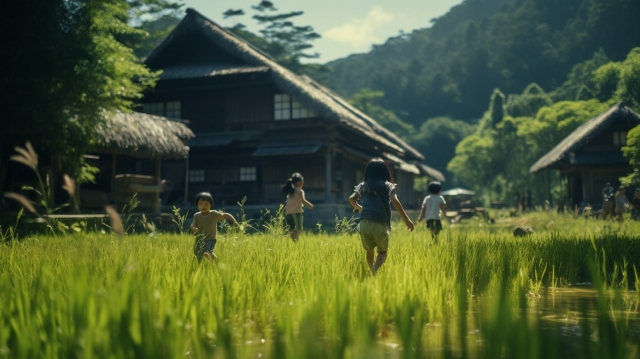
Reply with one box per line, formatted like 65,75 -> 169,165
0,212 -> 639,358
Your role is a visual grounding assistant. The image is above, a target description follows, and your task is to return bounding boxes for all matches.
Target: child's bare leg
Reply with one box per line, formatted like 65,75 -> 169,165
365,250 -> 375,272
203,252 -> 216,262
372,251 -> 387,274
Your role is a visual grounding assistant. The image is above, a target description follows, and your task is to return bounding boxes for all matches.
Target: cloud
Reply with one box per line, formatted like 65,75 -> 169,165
323,6 -> 395,48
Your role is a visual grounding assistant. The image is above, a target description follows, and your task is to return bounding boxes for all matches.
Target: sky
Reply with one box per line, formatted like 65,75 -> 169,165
181,0 -> 464,63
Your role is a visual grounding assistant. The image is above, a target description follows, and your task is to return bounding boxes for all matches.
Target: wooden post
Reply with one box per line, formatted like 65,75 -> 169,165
111,152 -> 117,206
325,145 -> 333,203
153,157 -> 162,214
184,153 -> 189,204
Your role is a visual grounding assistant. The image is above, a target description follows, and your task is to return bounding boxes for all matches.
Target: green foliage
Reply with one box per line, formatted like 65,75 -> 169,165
171,205 -> 189,233
123,0 -> 184,58
621,125 -> 640,186
1,0 -> 160,179
224,1 -> 324,75
489,89 -> 506,128
1,215 -> 640,357
449,94 -> 608,202
326,0 -> 640,125
348,89 -> 415,140
506,83 -> 553,117
551,48 -> 611,101
613,48 -> 640,108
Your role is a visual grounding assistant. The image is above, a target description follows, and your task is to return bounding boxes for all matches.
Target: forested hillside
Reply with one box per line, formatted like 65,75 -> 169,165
328,0 -> 640,124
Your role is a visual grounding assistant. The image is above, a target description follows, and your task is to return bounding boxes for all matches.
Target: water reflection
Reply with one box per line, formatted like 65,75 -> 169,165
376,287 -> 639,357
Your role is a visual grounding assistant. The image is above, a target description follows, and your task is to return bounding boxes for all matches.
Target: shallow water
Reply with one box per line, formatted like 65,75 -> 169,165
375,287 -> 640,358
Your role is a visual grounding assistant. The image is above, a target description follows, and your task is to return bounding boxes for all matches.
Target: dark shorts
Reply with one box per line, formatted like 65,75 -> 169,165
286,213 -> 303,230
194,238 -> 216,260
426,220 -> 442,231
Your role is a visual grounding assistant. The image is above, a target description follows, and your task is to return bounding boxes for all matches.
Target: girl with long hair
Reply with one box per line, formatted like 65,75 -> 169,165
282,172 -> 314,241
349,158 -> 414,274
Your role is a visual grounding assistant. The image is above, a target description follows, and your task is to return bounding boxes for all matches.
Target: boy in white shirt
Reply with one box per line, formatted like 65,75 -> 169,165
417,181 -> 447,241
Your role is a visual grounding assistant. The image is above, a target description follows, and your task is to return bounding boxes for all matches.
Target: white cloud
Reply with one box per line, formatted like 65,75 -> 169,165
323,6 -> 395,48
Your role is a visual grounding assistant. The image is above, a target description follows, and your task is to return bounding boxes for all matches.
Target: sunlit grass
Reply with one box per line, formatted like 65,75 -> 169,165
0,212 -> 639,358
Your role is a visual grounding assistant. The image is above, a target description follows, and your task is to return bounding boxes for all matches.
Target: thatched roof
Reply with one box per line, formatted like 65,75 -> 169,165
145,8 -> 425,162
93,111 -> 194,159
530,103 -> 640,174
415,163 -> 446,182
159,64 -> 269,80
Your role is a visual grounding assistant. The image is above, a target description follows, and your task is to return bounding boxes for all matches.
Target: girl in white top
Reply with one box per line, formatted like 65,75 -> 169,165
417,181 -> 447,240
282,173 -> 313,241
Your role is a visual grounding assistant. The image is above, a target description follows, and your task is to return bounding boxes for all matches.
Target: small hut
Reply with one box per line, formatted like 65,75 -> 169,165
85,111 -> 194,213
530,103 -> 640,209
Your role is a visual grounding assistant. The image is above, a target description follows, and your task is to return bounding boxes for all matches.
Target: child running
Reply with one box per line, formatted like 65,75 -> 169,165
190,192 -> 238,262
349,158 -> 414,275
417,181 -> 447,241
282,172 -> 314,241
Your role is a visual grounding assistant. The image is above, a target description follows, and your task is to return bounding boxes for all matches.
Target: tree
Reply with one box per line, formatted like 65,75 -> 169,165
621,124 -> 640,186
1,0 -> 159,179
348,89 -> 415,140
223,1 -> 324,75
506,83 -> 553,117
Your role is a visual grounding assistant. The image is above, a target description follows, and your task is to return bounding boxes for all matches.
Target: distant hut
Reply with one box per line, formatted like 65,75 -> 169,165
85,111 -> 194,213
530,103 -> 640,209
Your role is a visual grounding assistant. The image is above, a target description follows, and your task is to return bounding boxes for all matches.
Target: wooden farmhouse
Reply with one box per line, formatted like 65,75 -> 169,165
140,8 -> 443,210
530,103 -> 640,209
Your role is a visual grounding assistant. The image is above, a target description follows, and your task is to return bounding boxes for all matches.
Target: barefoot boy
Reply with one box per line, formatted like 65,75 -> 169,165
190,192 -> 238,261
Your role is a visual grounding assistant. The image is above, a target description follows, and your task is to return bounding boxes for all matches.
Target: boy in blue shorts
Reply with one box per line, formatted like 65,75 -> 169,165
417,181 -> 447,241
190,192 -> 239,261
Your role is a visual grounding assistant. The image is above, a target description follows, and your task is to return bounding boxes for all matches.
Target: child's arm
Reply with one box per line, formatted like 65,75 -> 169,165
391,193 -> 414,231
222,213 -> 239,226
439,203 -> 447,216
190,216 -> 198,234
301,190 -> 314,210
417,204 -> 426,221
349,192 -> 362,212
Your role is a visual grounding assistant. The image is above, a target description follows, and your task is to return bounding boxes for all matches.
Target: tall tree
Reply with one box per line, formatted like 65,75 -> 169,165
1,0 -> 159,178
223,1 -> 325,75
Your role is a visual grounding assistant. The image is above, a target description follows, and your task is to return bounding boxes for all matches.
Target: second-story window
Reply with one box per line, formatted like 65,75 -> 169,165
165,101 -> 181,118
274,94 -> 291,120
274,94 -> 316,120
614,132 -> 627,146
143,102 -> 164,116
143,101 -> 181,119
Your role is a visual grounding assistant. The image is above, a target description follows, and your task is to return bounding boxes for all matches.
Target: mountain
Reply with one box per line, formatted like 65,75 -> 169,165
324,0 -> 640,125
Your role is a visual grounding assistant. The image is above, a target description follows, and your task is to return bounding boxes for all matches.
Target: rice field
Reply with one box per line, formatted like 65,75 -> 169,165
0,212 -> 639,358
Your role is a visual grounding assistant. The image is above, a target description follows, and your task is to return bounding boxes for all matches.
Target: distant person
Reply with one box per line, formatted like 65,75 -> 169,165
190,192 -> 238,262
614,186 -> 630,222
514,191 -> 521,211
417,181 -> 447,241
282,172 -> 313,241
632,188 -> 640,220
600,182 -> 615,219
349,158 -> 414,275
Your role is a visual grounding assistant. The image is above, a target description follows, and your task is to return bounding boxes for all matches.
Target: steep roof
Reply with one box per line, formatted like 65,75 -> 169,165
145,8 -> 425,162
530,103 -> 640,174
93,111 -> 194,159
